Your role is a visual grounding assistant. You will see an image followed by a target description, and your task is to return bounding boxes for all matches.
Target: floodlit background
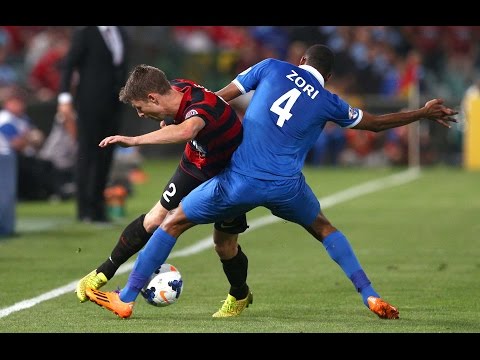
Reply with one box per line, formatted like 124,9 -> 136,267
1,26 -> 478,165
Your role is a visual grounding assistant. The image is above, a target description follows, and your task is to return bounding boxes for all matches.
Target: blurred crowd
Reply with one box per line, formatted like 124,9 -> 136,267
2,26 -> 479,103
1,25 -> 477,237
0,25 -> 477,176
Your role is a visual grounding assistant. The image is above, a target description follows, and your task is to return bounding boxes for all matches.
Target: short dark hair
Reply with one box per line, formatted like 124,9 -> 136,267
304,45 -> 334,75
119,64 -> 172,103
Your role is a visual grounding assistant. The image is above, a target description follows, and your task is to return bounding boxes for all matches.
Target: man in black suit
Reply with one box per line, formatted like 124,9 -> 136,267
57,26 -> 129,223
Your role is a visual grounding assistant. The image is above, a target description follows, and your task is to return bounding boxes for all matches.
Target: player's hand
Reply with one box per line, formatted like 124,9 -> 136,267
99,135 -> 136,148
423,98 -> 458,128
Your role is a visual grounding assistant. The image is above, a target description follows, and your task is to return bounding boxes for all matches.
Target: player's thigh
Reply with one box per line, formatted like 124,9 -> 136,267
181,174 -> 254,224
270,177 -> 320,227
160,165 -> 203,211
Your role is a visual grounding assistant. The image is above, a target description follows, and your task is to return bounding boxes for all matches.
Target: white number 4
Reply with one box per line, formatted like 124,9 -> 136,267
270,88 -> 301,127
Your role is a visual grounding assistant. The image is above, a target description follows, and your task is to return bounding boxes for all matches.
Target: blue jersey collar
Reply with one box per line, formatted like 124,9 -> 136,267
299,65 -> 325,88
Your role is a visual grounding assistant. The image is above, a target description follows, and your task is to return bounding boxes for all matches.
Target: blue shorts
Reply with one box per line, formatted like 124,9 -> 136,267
181,169 -> 320,227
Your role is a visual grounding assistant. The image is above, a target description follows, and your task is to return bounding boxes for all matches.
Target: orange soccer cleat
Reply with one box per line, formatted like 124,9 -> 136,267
367,296 -> 399,319
86,288 -> 134,319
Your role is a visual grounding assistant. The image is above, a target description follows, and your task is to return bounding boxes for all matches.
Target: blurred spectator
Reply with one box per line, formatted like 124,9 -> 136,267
0,145 -> 16,236
4,102 -> 77,202
443,26 -> 476,73
173,26 -> 215,53
28,29 -> 70,101
0,87 -> 18,236
203,26 -> 250,50
403,26 -> 443,77
351,29 -> 382,94
372,44 -> 401,97
249,26 -> 290,60
57,26 -> 130,223
0,26 -> 36,58
0,87 -> 60,201
441,27 -> 476,101
0,87 -> 44,155
0,33 -> 20,101
37,112 -> 78,200
23,27 -> 57,73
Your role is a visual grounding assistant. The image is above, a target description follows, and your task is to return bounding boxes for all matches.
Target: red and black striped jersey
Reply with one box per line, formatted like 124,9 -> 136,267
170,79 -> 243,181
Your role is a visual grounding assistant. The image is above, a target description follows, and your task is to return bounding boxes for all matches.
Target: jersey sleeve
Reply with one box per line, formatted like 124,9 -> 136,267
232,58 -> 273,94
182,106 -> 209,126
328,93 -> 363,128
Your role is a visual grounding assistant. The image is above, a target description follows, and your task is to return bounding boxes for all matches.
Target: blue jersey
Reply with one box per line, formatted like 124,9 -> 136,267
230,58 -> 363,180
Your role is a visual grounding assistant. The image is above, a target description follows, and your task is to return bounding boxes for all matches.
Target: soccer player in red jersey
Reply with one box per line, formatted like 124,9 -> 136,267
76,65 -> 250,310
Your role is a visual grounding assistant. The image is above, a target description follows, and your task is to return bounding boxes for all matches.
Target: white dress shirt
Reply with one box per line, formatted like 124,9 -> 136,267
98,26 -> 124,66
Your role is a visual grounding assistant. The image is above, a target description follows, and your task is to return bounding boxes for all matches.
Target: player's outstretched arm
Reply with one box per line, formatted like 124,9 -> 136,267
99,116 -> 205,148
354,98 -> 458,132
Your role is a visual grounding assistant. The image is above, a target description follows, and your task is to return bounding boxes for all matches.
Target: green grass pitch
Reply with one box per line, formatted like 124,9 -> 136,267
1,159 -> 479,334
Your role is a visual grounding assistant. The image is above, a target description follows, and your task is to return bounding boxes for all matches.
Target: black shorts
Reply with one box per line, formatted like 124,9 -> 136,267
160,165 -> 203,211
161,165 -> 248,235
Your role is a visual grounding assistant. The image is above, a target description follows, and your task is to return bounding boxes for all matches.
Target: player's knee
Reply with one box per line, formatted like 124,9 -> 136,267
310,212 -> 337,241
143,212 -> 162,233
159,216 -> 177,234
159,207 -> 192,237
144,204 -> 170,233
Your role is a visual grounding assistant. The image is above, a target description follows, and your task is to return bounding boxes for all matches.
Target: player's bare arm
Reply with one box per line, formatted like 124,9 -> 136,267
99,135 -> 136,148
354,98 -> 458,132
99,116 -> 205,148
216,82 -> 243,103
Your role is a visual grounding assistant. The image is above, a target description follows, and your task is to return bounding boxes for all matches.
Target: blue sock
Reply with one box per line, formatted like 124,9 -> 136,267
322,230 -> 380,307
120,228 -> 177,302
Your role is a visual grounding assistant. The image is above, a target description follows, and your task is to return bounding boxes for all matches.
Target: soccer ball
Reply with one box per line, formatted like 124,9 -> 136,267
141,263 -> 184,307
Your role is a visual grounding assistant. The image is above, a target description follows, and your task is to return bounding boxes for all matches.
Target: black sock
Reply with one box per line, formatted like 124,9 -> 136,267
221,244 -> 249,300
97,214 -> 151,279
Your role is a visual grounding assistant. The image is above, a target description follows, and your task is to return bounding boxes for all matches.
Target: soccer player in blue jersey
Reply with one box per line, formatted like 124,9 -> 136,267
75,64 -> 248,308
86,45 -> 457,319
